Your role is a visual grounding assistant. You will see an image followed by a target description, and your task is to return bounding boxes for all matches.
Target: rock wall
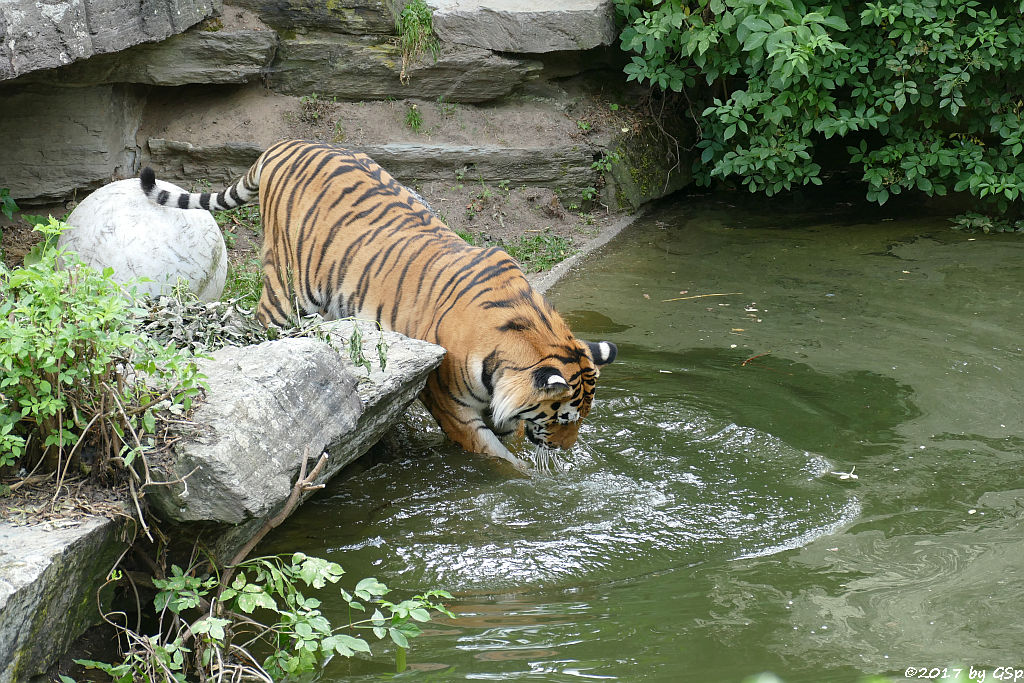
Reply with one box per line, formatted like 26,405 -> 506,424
0,0 -> 219,81
0,0 -> 630,207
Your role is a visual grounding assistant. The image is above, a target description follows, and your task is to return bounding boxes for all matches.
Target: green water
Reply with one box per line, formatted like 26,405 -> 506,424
261,196 -> 1024,682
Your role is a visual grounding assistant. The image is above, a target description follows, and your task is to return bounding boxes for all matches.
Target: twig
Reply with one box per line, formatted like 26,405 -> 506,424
662,292 -> 743,302
741,352 -> 771,366
220,448 -> 329,591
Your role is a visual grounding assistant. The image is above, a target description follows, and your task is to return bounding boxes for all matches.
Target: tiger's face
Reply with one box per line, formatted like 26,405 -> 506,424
491,340 -> 617,452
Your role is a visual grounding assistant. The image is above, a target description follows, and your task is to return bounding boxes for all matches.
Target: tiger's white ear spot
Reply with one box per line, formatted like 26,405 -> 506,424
547,374 -> 568,387
598,342 -> 613,363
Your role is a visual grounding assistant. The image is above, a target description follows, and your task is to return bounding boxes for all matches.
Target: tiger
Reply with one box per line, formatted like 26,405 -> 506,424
140,139 -> 617,471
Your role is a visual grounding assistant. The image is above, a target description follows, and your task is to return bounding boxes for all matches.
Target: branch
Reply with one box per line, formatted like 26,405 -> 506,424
220,448 -> 329,591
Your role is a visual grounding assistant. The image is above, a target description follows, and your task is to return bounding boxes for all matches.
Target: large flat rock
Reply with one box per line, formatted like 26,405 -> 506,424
429,0 -> 616,53
0,516 -> 128,683
0,0 -> 219,81
148,321 -> 444,527
227,0 -> 399,34
26,29 -> 278,86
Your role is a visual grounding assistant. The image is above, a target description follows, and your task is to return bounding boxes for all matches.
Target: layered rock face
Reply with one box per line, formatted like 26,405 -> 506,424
0,0 -> 624,206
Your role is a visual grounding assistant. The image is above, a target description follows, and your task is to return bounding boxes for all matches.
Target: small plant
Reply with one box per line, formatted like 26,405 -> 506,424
503,232 -> 577,272
949,212 -> 1024,234
214,204 -> 262,235
576,119 -> 592,133
405,103 -> 423,132
476,177 -> 494,201
591,151 -> 621,174
0,188 -> 17,221
437,95 -> 458,117
582,186 -> 598,202
299,93 -> 334,124
497,179 -> 511,197
455,229 -> 477,245
223,258 -> 264,310
396,0 -> 440,84
333,119 -> 346,143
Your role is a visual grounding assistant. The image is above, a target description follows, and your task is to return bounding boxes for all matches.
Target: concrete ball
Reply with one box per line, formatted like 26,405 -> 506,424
60,178 -> 227,301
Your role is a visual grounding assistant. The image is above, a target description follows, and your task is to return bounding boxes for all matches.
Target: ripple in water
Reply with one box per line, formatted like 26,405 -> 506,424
280,389 -> 858,593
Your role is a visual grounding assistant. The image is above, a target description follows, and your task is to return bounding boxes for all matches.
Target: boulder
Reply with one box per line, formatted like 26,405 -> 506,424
428,0 -> 617,53
147,321 -> 445,531
0,84 -> 144,203
0,516 -> 128,683
0,0 -> 219,81
268,33 -> 541,102
61,178 -> 227,301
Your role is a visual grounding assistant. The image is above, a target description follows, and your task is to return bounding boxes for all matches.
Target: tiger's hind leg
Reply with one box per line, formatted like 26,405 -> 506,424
420,374 -> 530,473
254,235 -> 298,327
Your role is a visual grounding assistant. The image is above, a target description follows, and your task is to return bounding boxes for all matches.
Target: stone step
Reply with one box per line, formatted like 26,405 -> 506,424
144,139 -> 603,194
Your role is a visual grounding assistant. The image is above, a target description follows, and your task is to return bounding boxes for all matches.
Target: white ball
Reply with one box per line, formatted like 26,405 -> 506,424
60,178 -> 227,302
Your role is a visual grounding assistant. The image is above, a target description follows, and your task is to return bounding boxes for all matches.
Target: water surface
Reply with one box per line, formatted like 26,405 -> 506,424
262,195 -> 1024,681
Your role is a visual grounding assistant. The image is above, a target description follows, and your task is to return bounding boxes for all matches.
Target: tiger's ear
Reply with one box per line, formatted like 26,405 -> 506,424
584,340 -> 617,366
532,366 -> 571,394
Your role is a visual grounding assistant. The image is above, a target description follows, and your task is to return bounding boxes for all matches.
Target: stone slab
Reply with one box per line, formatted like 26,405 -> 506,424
428,0 -> 616,53
227,0 -> 400,34
0,516 -> 128,683
147,321 -> 444,526
268,32 -> 541,102
144,139 -> 601,194
24,29 -> 278,86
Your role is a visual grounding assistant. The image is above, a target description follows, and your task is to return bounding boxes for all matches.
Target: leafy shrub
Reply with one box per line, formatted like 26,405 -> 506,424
614,0 -> 1024,212
0,218 -> 203,474
76,553 -> 453,681
949,211 -> 1024,233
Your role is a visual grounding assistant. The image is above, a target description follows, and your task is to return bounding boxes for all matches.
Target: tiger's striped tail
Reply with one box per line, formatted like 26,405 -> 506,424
139,164 -> 261,211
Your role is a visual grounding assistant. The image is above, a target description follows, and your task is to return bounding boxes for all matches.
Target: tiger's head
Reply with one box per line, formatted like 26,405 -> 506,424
489,339 -> 617,452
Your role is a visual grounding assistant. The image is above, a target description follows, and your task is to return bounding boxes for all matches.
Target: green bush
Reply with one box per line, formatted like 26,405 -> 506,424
0,218 -> 203,475
76,553 -> 453,681
614,0 -> 1024,212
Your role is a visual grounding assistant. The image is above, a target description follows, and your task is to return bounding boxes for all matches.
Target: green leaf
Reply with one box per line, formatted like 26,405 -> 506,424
389,627 -> 410,649
142,409 -> 156,434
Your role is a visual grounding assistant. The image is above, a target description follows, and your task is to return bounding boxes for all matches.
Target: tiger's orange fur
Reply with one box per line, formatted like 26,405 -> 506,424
141,139 -> 616,470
